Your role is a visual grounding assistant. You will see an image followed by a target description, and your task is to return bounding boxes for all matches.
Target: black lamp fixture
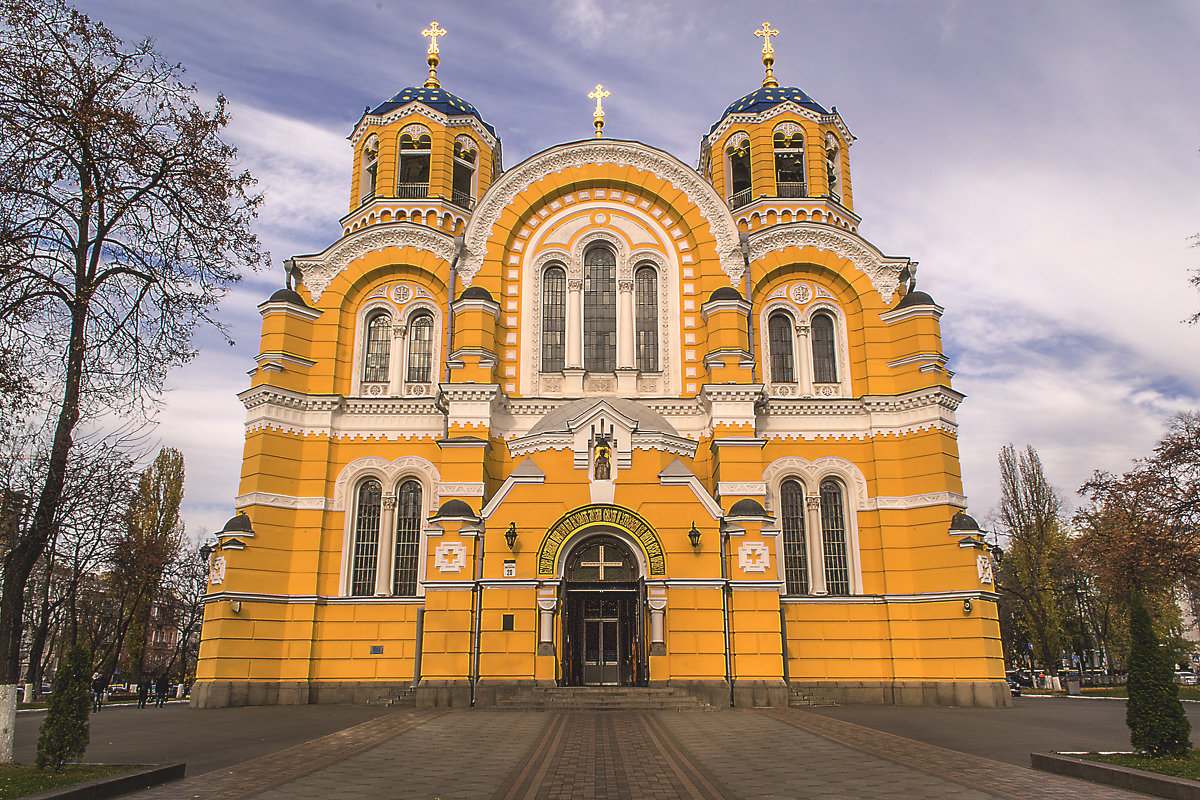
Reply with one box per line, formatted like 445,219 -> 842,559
688,522 -> 701,549
505,521 -> 518,549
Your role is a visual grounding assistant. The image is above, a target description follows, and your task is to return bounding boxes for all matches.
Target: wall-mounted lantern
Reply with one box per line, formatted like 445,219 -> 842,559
505,521 -> 518,549
688,522 -> 701,549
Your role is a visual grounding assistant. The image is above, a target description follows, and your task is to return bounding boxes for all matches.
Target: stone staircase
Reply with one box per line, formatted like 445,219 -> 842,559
496,685 -> 714,711
788,685 -> 837,707
368,686 -> 416,708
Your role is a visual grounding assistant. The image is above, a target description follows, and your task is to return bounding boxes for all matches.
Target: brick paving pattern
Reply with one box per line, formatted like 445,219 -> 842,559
756,707 -> 1149,799
128,708 -> 442,800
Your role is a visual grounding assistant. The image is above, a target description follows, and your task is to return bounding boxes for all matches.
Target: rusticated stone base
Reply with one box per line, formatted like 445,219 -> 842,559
189,680 -> 414,709
789,679 -> 1012,708
413,680 -> 472,709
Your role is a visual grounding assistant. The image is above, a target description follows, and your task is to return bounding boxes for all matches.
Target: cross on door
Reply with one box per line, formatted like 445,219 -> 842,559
581,545 -> 623,580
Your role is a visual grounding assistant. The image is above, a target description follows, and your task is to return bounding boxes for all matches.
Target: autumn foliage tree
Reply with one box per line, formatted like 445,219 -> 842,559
0,0 -> 263,759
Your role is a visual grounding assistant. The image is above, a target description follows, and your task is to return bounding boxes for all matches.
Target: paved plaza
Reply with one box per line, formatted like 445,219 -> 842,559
16,697 -> 1200,798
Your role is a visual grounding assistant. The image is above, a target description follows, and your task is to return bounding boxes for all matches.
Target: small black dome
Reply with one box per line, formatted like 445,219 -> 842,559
894,290 -> 936,309
435,499 -> 475,517
459,286 -> 494,301
950,511 -> 981,533
728,498 -> 768,516
269,288 -> 308,306
218,513 -> 254,535
708,287 -> 744,303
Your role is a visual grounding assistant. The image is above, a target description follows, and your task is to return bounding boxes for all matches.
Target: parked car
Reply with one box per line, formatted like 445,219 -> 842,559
105,684 -> 135,700
1174,670 -> 1198,686
1006,676 -> 1022,697
1006,669 -> 1033,687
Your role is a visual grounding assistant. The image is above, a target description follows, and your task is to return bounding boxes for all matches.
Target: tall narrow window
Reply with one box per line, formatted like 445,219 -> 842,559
583,246 -> 616,373
774,131 -> 805,197
407,313 -> 433,383
768,312 -> 795,383
820,479 -> 850,595
542,265 -> 566,372
363,313 -> 391,384
634,265 -> 658,372
451,137 -> 477,209
826,134 -> 842,203
393,480 -> 422,596
781,480 -> 808,594
361,136 -> 379,203
351,480 -> 382,596
398,132 -> 431,198
726,134 -> 752,209
812,313 -> 838,383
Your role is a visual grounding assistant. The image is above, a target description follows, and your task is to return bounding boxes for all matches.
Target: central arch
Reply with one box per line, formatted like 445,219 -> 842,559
537,503 -> 666,578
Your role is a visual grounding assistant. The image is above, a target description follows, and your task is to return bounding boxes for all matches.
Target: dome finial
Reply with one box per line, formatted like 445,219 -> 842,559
422,20 -> 446,88
588,84 -> 610,138
754,21 -> 780,88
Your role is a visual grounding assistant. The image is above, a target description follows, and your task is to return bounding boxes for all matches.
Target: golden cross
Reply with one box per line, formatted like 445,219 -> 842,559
422,21 -> 446,54
581,545 -> 623,580
588,84 -> 610,138
754,21 -> 779,54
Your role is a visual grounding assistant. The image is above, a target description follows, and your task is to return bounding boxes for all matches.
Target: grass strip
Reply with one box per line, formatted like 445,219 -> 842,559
1078,750 -> 1200,781
0,764 -> 135,799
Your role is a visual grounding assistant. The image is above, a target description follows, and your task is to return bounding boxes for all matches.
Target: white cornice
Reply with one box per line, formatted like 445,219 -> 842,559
703,101 -> 855,152
349,102 -> 499,150
257,300 -> 323,321
291,223 -> 458,302
879,303 -> 944,323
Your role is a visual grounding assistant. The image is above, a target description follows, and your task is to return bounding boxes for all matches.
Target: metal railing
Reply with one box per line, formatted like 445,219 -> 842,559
729,188 -> 753,210
776,182 -> 808,198
396,182 -> 429,199
449,190 -> 475,210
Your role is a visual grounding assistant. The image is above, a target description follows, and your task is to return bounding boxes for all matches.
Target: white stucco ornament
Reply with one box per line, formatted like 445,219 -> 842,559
210,556 -> 226,586
977,553 -> 994,585
435,542 -> 468,573
738,542 -> 771,573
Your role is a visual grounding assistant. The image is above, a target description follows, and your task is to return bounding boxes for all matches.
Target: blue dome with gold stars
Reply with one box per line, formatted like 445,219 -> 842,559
370,86 -> 496,137
710,86 -> 827,134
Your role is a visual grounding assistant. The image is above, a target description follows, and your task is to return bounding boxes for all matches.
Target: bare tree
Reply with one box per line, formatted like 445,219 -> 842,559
0,0 -> 263,756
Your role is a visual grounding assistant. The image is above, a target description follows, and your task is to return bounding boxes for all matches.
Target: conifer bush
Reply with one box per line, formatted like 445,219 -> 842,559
1127,593 -> 1192,756
36,645 -> 91,771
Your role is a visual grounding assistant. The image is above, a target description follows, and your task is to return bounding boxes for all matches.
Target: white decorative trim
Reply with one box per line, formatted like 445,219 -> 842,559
658,470 -> 723,520
978,554 -> 995,585
718,482 -> 767,497
747,223 -> 910,303
292,224 -> 458,301
399,123 -> 432,140
780,590 -> 1000,605
350,102 -> 498,151
738,542 -> 771,573
434,542 -> 468,573
705,102 -> 855,153
879,303 -> 944,323
463,140 -> 741,287
257,299 -> 323,320
773,121 -> 804,139
209,556 -> 226,586
437,482 -> 485,497
332,456 -> 442,512
763,456 -> 870,511
235,492 -> 329,511
863,492 -> 968,511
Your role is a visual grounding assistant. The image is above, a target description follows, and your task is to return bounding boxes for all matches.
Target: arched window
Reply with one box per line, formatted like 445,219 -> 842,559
781,479 -> 808,594
542,265 -> 566,372
360,135 -> 379,203
634,264 -> 658,372
451,137 -> 478,209
363,313 -> 391,384
726,134 -> 752,209
351,480 -> 382,596
774,131 -> 805,197
820,479 -> 850,595
768,312 -> 795,383
398,132 -> 432,198
393,480 -> 422,596
812,313 -> 838,383
825,134 -> 842,203
406,313 -> 434,383
583,246 -> 616,373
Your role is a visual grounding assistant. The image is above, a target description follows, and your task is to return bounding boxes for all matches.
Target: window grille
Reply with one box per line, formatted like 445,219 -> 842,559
542,266 -> 566,371
583,246 -> 616,372
634,265 -> 658,372
398,133 -> 431,197
768,312 -> 795,383
393,480 -> 422,596
812,313 -> 838,383
363,314 -> 391,383
727,137 -> 752,198
351,480 -> 382,596
781,480 -> 808,594
774,132 -> 805,197
407,314 -> 433,382
820,479 -> 850,595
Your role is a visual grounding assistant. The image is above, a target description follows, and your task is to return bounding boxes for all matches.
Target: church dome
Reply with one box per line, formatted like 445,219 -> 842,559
268,287 -> 308,306
528,398 -> 680,437
893,290 -> 937,309
370,86 -> 496,137
709,85 -> 827,134
458,286 -> 494,301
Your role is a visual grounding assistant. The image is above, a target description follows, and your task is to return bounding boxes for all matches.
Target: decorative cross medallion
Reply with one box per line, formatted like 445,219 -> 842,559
581,545 -> 623,580
754,21 -> 779,54
422,21 -> 446,54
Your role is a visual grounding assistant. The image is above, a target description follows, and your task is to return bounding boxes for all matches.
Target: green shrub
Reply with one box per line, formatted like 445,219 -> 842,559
35,645 -> 91,771
1127,593 -> 1192,756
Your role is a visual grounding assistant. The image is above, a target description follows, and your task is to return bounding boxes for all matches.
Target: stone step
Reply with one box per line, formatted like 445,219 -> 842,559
496,686 -> 712,711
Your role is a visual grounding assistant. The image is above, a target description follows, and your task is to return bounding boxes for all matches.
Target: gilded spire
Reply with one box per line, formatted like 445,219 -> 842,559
588,84 -> 610,138
422,21 -> 446,88
754,21 -> 780,88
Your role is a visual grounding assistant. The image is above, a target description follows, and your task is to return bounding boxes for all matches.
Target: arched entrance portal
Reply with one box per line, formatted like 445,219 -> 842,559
561,534 -> 647,686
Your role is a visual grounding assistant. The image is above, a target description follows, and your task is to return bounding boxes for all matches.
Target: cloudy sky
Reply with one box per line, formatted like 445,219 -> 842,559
71,0 -> 1200,537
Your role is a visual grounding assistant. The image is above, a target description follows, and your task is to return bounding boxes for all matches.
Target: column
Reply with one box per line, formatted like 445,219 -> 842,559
375,494 -> 397,595
806,494 -> 826,594
537,586 -> 557,656
566,279 -> 583,368
391,326 -> 407,396
647,585 -> 667,656
617,279 -> 635,368
794,322 -> 811,395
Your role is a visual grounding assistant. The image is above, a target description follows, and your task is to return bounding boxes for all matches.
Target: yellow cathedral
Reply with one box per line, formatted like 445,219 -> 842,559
193,22 -> 1009,710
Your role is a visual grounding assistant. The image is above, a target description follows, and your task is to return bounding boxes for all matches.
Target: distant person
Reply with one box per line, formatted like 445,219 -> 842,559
155,674 -> 169,707
91,671 -> 104,712
137,677 -> 149,709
